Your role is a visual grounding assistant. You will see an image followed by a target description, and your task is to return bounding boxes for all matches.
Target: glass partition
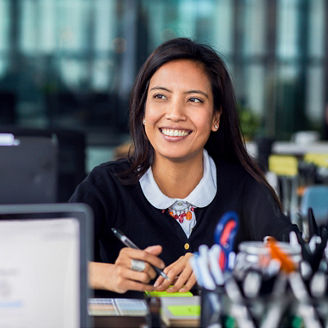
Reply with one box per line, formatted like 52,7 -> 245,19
0,0 -> 326,143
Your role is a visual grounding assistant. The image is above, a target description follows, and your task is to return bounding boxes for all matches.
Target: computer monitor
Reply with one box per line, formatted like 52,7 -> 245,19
0,135 -> 57,204
0,203 -> 93,328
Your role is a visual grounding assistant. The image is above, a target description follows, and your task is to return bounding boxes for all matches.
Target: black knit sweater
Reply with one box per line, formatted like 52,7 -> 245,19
70,158 -> 296,297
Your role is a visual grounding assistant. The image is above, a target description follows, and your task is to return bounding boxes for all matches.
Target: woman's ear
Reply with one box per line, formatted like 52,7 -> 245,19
211,109 -> 222,132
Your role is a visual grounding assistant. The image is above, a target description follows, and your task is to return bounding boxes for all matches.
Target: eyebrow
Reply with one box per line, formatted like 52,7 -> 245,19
149,87 -> 172,93
185,90 -> 209,99
149,87 -> 209,98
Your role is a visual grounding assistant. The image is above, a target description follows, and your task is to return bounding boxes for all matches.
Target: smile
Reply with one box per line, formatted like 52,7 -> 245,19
160,128 -> 191,137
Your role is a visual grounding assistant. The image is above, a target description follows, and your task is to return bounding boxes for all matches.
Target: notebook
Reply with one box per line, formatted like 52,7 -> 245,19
0,134 -> 57,204
160,296 -> 200,327
0,203 -> 93,328
89,298 -> 148,316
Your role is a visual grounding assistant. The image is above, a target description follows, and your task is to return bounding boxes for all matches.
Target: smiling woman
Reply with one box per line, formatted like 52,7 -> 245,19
143,59 -> 220,196
69,38 -> 299,298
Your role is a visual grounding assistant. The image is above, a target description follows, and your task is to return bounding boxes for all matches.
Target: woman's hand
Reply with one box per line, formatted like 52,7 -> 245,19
89,245 -> 165,294
153,252 -> 196,292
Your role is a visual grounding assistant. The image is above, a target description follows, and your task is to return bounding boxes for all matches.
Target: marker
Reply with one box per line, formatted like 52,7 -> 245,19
208,245 -> 224,285
196,252 -> 216,290
243,269 -> 261,299
214,211 -> 239,271
111,227 -> 169,280
289,231 -> 299,247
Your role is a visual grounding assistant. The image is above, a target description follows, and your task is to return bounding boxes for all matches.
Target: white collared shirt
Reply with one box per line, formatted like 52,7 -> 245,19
139,149 -> 217,237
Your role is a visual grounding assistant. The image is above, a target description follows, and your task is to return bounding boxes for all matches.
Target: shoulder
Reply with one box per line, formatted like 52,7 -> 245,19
91,158 -> 131,174
215,158 -> 253,185
87,158 -> 133,185
70,158 -> 136,201
215,158 -> 272,201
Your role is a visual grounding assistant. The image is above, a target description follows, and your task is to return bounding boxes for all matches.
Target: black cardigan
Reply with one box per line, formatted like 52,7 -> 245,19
69,158 -> 297,296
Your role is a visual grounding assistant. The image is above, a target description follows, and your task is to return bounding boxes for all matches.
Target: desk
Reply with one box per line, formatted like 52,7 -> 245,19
92,314 -> 197,328
93,315 -> 146,328
90,296 -> 200,328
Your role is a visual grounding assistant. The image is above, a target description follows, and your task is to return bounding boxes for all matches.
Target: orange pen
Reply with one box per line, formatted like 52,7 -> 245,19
265,237 -> 297,274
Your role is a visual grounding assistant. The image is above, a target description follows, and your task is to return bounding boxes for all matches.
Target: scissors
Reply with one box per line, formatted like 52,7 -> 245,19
214,211 -> 239,271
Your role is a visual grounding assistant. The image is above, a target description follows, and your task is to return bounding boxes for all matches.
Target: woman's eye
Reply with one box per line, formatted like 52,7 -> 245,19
153,94 -> 166,100
189,97 -> 203,103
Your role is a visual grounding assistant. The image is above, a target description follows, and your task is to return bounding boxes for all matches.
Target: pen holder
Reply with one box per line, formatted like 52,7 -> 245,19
145,296 -> 163,328
199,275 -> 328,328
200,287 -> 226,328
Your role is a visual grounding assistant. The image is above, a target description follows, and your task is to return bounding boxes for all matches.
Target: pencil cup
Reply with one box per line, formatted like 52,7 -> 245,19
200,287 -> 225,328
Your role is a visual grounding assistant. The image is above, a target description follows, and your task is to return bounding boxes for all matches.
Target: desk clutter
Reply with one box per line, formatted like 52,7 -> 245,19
192,211 -> 328,328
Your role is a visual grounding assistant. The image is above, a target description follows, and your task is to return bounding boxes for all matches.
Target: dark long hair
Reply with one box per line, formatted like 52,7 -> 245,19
124,38 -> 280,206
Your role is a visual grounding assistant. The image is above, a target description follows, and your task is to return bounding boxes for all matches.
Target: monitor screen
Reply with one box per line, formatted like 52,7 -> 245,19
0,136 -> 57,204
0,204 -> 92,328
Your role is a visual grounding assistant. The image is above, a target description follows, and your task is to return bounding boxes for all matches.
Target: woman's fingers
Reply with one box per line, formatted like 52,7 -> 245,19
154,253 -> 195,292
113,263 -> 156,293
167,266 -> 195,292
114,270 -> 155,293
178,273 -> 196,292
111,245 -> 166,293
145,245 -> 163,255
117,246 -> 165,270
124,265 -> 157,284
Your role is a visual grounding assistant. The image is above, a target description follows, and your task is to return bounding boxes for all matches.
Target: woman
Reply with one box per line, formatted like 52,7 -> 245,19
70,38 -> 297,296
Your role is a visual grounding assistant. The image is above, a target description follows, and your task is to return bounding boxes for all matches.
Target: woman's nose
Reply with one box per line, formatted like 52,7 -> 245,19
165,99 -> 186,121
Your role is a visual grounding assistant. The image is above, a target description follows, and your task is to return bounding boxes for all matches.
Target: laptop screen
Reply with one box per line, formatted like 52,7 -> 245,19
0,204 -> 92,328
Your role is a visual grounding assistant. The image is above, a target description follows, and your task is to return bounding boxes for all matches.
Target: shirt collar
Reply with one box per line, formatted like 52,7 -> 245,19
139,149 -> 217,210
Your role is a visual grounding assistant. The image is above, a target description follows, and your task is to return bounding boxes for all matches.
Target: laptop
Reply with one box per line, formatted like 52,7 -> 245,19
0,203 -> 93,328
0,134 -> 57,204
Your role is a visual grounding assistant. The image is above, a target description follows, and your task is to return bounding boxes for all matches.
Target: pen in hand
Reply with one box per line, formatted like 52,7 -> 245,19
111,227 -> 170,281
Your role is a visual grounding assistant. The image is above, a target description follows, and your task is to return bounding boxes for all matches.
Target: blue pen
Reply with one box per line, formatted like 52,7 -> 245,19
214,211 -> 239,271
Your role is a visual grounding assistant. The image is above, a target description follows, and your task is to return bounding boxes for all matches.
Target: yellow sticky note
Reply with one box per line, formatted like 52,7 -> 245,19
145,290 -> 193,297
269,155 -> 298,176
167,305 -> 200,316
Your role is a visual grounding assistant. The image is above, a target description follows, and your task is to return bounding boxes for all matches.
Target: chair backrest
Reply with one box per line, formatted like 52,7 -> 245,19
300,185 -> 328,225
0,91 -> 16,124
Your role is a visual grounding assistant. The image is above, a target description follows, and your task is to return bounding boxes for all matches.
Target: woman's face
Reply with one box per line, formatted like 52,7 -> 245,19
143,59 -> 220,163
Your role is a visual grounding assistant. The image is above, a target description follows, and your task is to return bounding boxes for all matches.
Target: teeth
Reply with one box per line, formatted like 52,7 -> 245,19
162,129 -> 189,137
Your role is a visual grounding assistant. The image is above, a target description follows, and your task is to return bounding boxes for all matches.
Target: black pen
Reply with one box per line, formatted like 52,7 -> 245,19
111,227 -> 170,280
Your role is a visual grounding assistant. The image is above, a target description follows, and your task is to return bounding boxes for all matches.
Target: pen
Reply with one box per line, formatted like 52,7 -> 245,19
208,244 -> 224,286
111,227 -> 170,280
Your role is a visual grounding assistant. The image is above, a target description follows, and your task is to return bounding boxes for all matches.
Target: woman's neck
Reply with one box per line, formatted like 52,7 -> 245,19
151,153 -> 204,199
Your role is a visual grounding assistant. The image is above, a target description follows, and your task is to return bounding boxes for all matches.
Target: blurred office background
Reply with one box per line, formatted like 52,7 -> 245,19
0,0 -> 327,180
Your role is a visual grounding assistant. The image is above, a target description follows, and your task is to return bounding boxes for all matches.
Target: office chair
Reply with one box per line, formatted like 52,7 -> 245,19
300,185 -> 328,226
0,91 -> 16,124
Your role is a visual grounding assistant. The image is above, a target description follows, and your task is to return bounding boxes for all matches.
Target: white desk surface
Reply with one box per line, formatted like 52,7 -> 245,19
246,141 -> 328,158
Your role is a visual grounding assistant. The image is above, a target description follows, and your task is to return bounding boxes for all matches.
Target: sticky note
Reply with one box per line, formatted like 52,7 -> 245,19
145,290 -> 193,297
167,304 -> 200,316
